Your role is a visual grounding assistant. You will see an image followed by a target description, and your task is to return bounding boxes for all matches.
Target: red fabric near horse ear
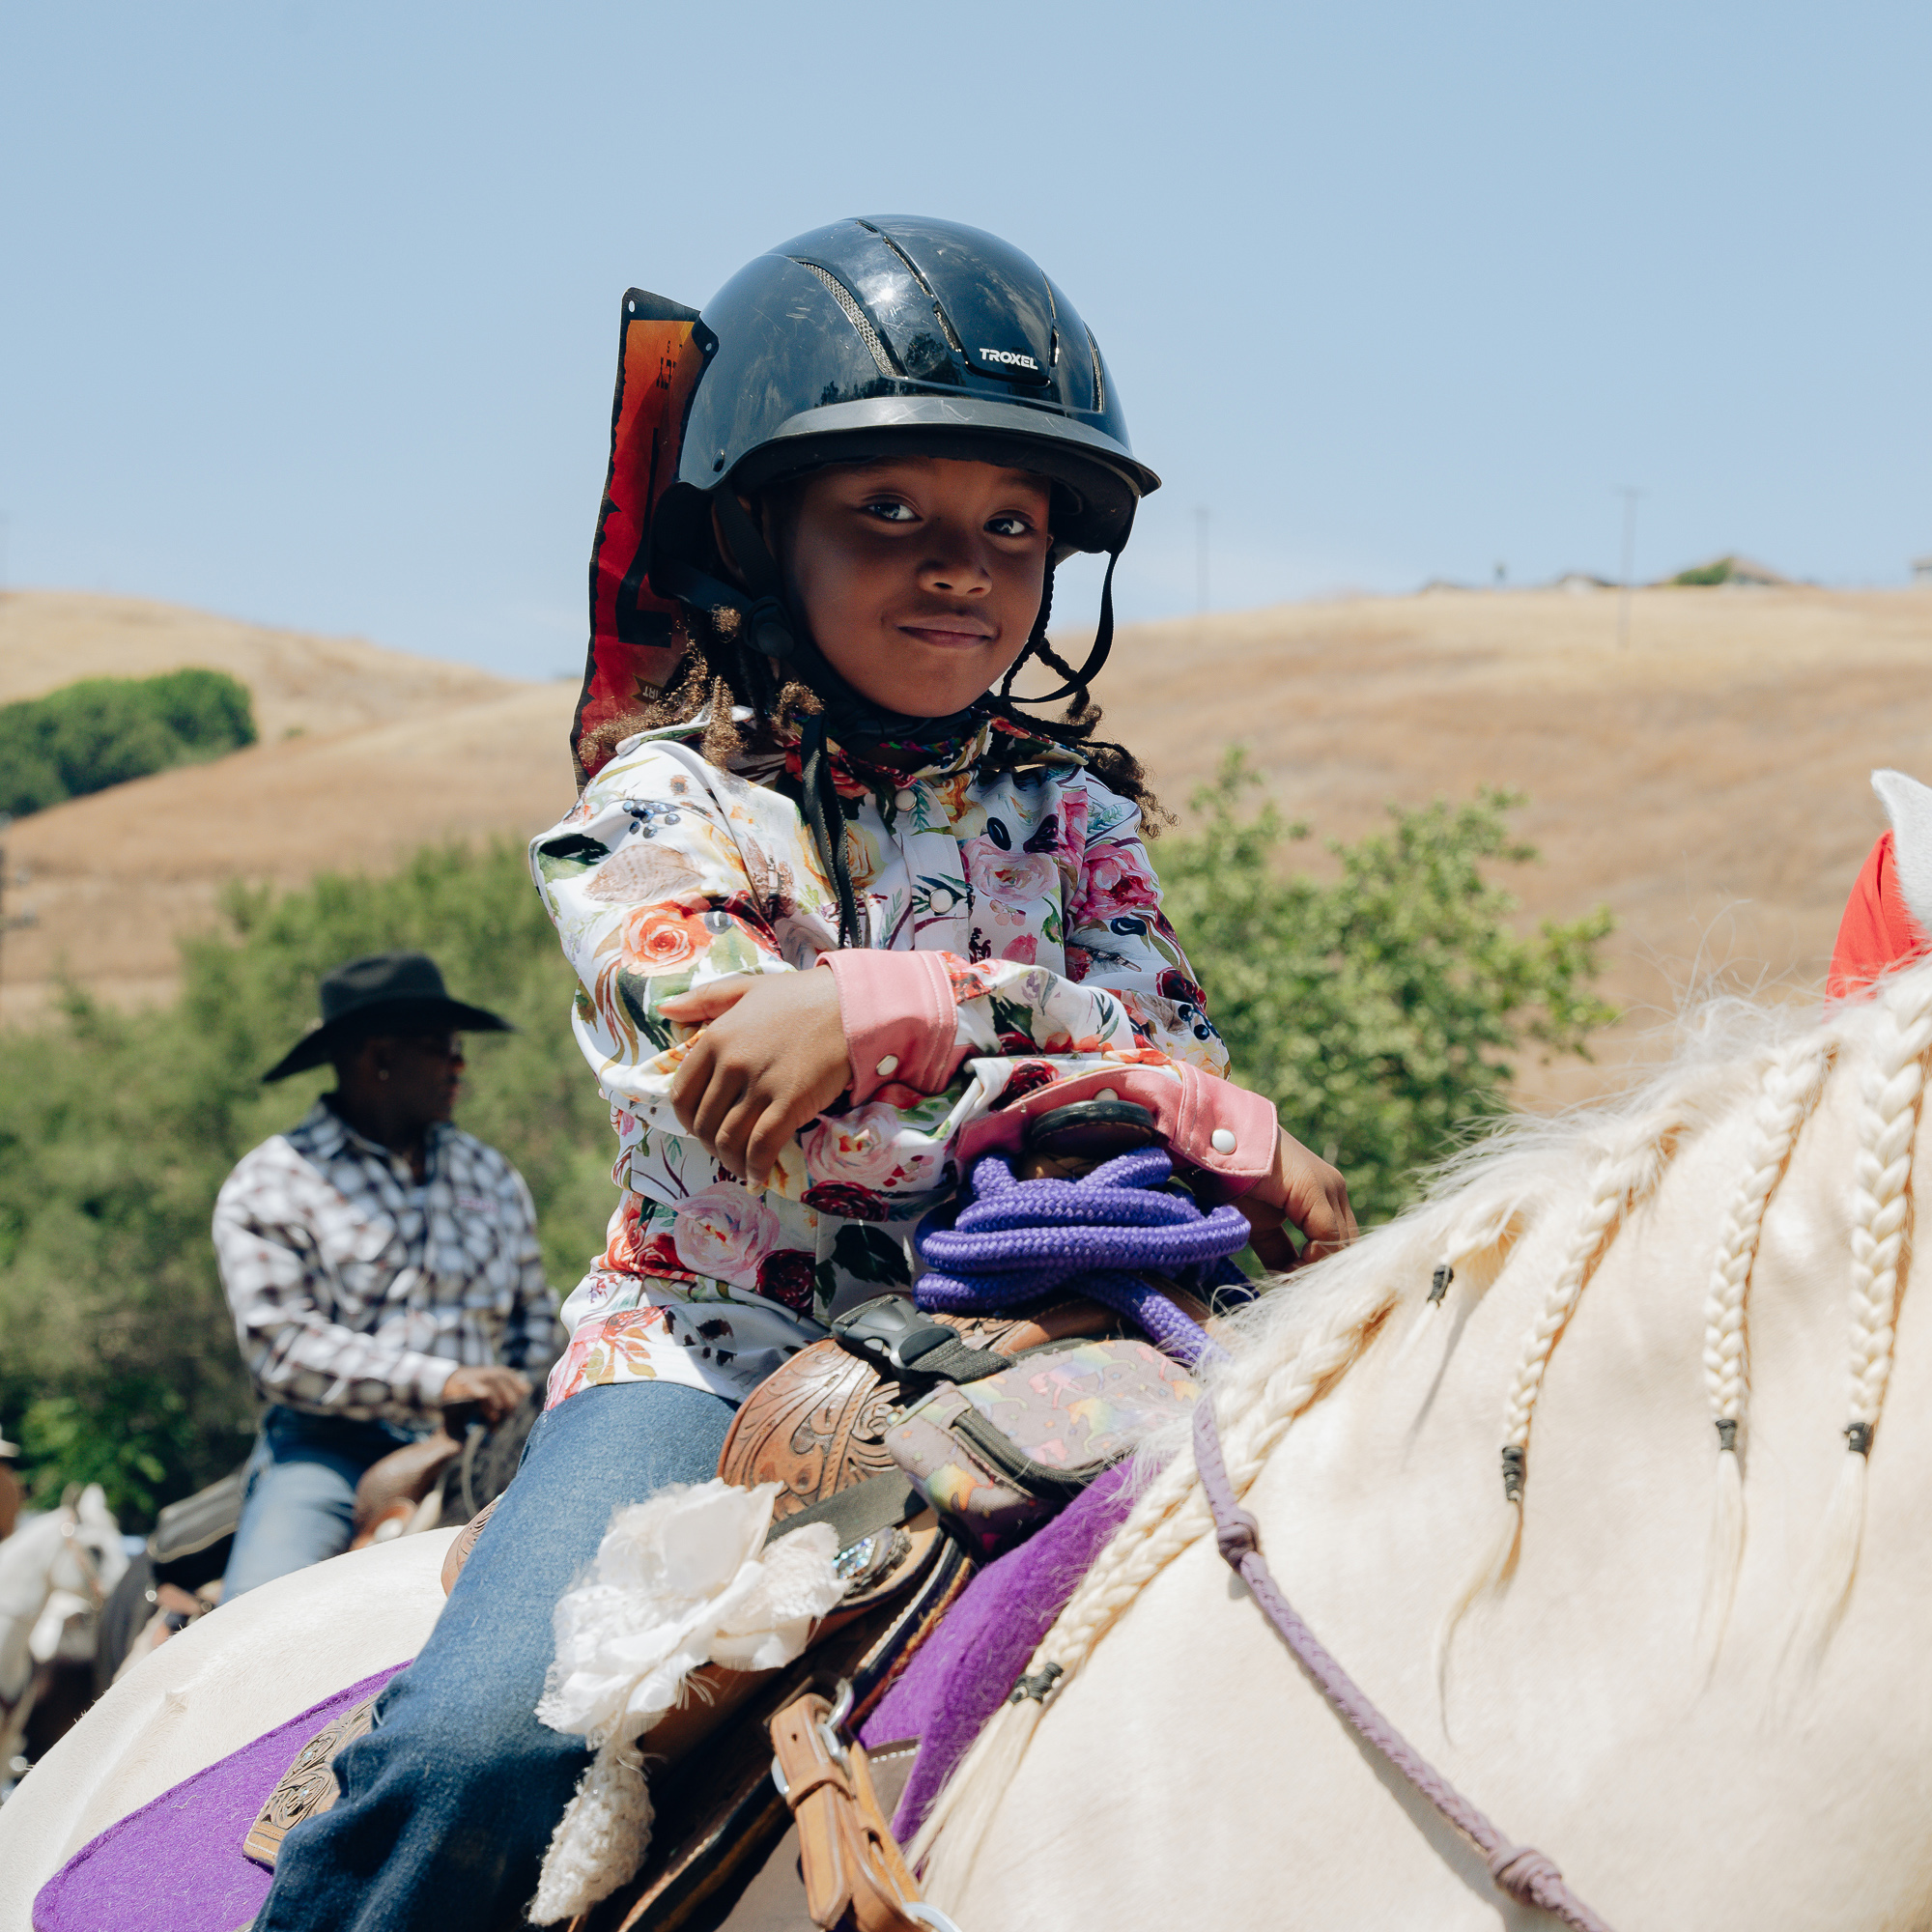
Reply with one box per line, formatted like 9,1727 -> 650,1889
570,291 -> 712,786
1828,832 -> 1930,1000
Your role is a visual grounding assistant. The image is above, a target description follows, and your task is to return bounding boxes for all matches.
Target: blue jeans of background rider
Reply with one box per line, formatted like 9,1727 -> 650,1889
223,1406 -> 421,1601
251,1378 -> 736,1932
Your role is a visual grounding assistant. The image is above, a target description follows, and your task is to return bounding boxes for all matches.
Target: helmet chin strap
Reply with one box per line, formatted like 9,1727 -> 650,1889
700,492 -> 894,949
1000,500 -> 1132,707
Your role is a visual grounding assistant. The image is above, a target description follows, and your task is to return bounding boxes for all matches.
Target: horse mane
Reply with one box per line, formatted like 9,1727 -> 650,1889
918,965 -> 1932,1894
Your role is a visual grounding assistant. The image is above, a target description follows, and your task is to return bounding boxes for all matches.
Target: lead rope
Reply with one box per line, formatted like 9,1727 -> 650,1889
1190,1395 -> 1614,1931
913,1146 -> 1255,1369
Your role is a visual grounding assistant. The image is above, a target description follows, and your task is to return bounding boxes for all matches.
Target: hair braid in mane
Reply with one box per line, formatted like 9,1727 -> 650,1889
1433,1109 -> 1686,1706
1694,1035 -> 1833,1674
1394,1197 -> 1532,1373
913,1282 -> 1395,1902
1782,971 -> 1932,1690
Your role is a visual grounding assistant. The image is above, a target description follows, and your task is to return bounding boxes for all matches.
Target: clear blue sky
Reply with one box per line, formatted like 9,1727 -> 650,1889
4,1 -> 1926,678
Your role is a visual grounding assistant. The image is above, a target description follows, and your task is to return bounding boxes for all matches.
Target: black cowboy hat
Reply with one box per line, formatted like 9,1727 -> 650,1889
263,951 -> 513,1083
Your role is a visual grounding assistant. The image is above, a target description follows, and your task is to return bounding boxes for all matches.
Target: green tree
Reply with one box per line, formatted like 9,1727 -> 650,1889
0,668 -> 257,819
0,841 -> 612,1524
1159,750 -> 1616,1226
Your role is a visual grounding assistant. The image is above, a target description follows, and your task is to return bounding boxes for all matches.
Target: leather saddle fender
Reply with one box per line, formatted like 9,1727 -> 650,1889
717,1296 -> 1127,1523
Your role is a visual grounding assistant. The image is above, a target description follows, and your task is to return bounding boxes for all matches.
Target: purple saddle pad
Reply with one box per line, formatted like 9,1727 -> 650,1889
33,1663 -> 409,1932
860,1463 -> 1135,1840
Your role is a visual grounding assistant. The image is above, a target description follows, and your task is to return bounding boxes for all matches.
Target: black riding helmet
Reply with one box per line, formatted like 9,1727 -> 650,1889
648,215 -> 1160,723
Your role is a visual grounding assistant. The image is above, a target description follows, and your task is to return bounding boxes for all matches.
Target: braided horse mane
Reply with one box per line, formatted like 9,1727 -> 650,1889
916,960 -> 1932,1893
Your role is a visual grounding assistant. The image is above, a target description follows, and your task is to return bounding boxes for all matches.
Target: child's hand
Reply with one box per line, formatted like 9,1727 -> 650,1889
1236,1128 -> 1356,1272
659,972 -> 853,1191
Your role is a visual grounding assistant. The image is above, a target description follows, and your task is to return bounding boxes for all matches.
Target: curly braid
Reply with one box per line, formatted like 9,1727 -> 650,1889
622,604 -> 822,772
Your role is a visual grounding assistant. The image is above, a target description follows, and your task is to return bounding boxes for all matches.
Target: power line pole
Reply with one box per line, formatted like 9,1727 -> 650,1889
1616,487 -> 1646,649
1195,506 -> 1210,616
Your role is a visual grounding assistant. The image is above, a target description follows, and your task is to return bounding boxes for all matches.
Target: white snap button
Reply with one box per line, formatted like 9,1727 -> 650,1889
1210,1128 -> 1237,1154
875,1055 -> 900,1077
895,788 -> 918,811
1095,1087 -> 1119,1102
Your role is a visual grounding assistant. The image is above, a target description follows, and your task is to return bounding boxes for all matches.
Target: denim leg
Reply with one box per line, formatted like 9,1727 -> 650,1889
253,1379 -> 736,1932
223,1410 -> 409,1600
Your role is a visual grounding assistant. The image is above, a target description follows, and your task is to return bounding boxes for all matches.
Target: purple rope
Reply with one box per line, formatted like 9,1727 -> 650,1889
915,1149 -> 1253,1370
1190,1397 -> 1616,1932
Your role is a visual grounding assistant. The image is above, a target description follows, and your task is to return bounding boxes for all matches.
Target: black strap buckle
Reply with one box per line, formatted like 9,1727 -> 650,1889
832,1295 -> 956,1374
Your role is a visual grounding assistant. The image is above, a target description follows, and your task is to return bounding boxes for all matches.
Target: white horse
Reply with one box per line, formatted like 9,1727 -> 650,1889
13,958 -> 1932,1925
0,1527 -> 453,1924
917,960 -> 1932,1929
0,1487 -> 127,1795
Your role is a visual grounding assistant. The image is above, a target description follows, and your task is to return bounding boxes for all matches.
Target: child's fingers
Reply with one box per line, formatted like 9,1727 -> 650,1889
1246,1224 -> 1302,1274
743,1091 -> 818,1192
658,976 -> 758,1021
715,1081 -> 789,1181
1286,1179 -> 1354,1264
668,1036 -> 716,1135
688,1063 -> 751,1158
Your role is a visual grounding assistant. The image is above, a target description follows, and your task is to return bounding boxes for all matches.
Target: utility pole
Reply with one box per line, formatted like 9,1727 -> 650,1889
0,815 -> 35,994
1616,487 -> 1646,649
1195,506 -> 1210,616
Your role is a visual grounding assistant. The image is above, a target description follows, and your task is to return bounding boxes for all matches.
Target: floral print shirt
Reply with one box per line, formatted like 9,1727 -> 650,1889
530,710 -> 1227,1407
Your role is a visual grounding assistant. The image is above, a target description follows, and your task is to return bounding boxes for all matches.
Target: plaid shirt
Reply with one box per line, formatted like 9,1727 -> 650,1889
213,1100 -> 561,1425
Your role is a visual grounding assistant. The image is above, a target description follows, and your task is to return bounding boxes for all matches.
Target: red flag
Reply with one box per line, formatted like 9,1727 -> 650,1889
570,290 -> 714,783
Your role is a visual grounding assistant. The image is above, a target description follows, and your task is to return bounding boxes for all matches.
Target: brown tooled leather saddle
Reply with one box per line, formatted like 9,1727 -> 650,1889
253,1100 -> 1215,1929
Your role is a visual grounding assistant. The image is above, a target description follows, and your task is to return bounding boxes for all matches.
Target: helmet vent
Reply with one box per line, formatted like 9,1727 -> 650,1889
856,221 -> 966,353
1086,327 -> 1105,413
928,298 -> 965,355
792,260 -> 902,378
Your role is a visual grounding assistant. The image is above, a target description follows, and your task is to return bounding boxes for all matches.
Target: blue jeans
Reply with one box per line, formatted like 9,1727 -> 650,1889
253,1378 -> 735,1932
224,1407 -> 421,1601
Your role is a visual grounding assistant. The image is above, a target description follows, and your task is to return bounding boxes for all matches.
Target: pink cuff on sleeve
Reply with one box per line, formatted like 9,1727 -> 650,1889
956,1062 -> 1279,1201
819,951 -> 969,1102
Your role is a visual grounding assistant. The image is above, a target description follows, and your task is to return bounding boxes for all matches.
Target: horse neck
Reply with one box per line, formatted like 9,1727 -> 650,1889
1245,1027 -> 1924,1715
934,987 -> 1932,1928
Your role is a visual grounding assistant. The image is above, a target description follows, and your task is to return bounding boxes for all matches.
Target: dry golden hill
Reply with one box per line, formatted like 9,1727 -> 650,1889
0,589 -> 515,739
0,590 -> 578,1019
1097,582 -> 1932,1100
4,582 -> 1930,1108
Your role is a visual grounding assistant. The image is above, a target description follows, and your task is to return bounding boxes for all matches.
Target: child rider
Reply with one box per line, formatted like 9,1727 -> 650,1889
252,213 -> 1353,1932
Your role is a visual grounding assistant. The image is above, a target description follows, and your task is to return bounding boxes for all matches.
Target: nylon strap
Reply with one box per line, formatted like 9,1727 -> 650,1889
765,1472 -> 920,1551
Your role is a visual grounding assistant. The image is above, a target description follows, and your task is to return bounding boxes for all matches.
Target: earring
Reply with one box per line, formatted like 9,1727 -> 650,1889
379,1069 -> 390,1082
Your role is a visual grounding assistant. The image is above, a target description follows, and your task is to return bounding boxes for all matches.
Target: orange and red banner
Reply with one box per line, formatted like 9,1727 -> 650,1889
571,290 -> 713,782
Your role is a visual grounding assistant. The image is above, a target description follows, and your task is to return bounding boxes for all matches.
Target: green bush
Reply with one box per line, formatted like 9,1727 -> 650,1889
0,841 -> 613,1524
1667,557 -> 1735,586
1158,751 -> 1616,1226
0,668 -> 257,819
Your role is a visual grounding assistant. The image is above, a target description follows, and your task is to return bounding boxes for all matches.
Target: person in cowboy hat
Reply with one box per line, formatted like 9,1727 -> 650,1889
212,951 -> 561,1599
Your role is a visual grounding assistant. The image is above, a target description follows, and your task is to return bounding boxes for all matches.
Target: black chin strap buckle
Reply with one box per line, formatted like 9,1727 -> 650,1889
743,594 -> 796,661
